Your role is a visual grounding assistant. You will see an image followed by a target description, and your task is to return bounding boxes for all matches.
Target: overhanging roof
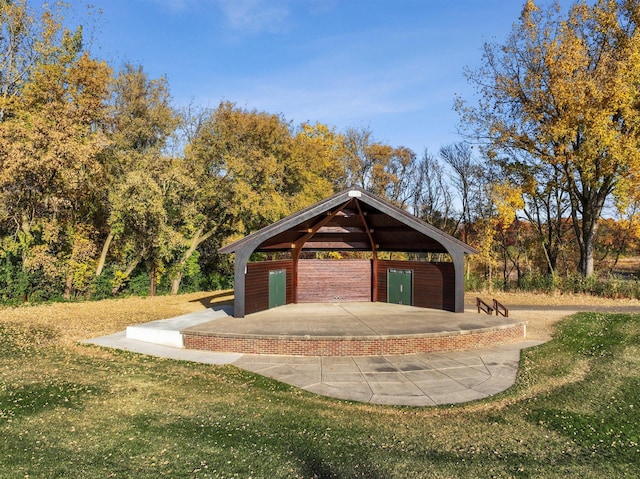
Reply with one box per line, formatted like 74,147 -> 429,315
219,187 -> 477,256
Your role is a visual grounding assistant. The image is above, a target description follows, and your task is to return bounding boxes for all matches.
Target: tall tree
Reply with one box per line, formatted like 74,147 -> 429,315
99,64 -> 180,294
187,101 -> 298,236
496,157 -> 572,276
0,18 -> 111,298
184,103 -> 348,293
458,0 -> 640,276
290,122 -> 346,203
411,149 -> 455,233
439,143 -> 482,244
0,0 -> 66,122
342,126 -> 416,206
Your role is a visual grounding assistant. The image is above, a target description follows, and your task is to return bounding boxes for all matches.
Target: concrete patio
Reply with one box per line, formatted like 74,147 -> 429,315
84,302 -> 542,406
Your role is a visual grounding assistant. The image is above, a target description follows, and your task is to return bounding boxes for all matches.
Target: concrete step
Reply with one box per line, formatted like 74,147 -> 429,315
126,306 -> 232,348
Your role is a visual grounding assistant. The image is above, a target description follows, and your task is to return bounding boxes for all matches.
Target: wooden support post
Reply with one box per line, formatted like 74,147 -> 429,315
354,199 -> 378,302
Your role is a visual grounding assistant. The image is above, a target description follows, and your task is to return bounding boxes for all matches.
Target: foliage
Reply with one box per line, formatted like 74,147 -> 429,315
468,270 -> 640,300
458,0 -> 640,277
2,1 -> 640,305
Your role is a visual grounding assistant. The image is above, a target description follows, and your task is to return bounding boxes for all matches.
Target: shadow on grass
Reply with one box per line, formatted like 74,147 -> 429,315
292,445 -> 385,479
188,290 -> 234,311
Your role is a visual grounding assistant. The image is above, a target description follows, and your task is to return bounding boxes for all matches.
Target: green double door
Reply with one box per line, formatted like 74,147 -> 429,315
269,269 -> 286,309
388,269 -> 413,306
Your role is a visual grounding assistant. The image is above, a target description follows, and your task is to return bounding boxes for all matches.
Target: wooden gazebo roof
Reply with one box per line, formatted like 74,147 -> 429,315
220,187 -> 477,256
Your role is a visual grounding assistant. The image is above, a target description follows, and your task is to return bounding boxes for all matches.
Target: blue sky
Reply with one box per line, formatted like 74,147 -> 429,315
86,0 -> 554,156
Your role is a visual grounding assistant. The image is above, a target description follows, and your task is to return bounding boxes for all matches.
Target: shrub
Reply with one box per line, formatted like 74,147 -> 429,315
90,267 -> 117,300
127,273 -> 150,296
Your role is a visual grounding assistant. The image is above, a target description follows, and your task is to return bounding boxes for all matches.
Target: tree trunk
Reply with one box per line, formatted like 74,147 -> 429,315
64,273 -> 73,300
149,263 -> 157,297
573,194 -> 603,277
111,249 -> 144,295
169,226 -> 216,295
170,271 -> 183,295
96,231 -> 114,276
578,223 -> 598,277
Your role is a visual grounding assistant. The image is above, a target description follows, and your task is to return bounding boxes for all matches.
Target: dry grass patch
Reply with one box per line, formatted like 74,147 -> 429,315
0,290 -> 233,345
467,291 -> 640,340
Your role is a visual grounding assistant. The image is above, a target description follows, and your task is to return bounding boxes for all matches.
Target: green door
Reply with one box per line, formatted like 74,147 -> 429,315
269,269 -> 286,308
388,269 -> 412,305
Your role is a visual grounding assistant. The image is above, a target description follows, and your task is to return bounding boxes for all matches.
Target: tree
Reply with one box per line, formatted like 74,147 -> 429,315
290,122 -> 346,203
439,143 -> 482,244
458,0 -> 640,276
99,64 -> 181,295
410,149 -> 455,233
341,126 -> 417,206
496,158 -> 572,276
187,101 -> 297,236
0,0 -> 68,122
0,18 -> 111,299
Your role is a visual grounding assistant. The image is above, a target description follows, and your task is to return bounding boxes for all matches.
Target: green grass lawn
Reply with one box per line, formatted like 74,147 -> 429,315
1,311 -> 639,478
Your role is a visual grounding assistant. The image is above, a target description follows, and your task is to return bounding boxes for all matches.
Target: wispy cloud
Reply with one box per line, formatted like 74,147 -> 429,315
147,0 -> 194,12
202,44 -> 433,130
215,0 -> 291,35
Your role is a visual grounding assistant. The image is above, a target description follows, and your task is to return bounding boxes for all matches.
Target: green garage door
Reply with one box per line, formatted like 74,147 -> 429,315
269,269 -> 286,308
388,269 -> 412,305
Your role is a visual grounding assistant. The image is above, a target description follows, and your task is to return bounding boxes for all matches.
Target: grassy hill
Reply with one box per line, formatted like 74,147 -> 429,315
0,293 -> 639,478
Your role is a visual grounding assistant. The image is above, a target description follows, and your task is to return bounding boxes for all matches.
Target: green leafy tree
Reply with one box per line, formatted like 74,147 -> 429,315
187,101 -> 300,236
99,64 -> 181,295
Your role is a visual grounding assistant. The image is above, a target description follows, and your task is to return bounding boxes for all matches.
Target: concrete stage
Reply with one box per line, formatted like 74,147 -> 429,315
180,302 -> 526,356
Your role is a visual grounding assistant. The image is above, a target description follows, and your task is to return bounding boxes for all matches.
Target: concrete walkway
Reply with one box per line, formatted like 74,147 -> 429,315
85,308 -> 543,406
233,342 -> 542,406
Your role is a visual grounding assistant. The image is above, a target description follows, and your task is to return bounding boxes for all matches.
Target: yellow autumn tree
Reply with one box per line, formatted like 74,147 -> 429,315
458,0 -> 640,277
0,20 -> 112,299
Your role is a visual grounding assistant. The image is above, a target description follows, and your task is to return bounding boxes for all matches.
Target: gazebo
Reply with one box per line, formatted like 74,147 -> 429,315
219,187 -> 477,317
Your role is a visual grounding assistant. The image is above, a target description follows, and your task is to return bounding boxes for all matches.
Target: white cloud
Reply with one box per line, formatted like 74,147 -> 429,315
215,0 -> 291,34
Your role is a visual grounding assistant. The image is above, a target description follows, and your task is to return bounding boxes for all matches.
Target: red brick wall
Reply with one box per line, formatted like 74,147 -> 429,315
297,259 -> 371,302
377,260 -> 456,311
244,259 -> 456,314
183,322 -> 526,356
245,260 -> 293,315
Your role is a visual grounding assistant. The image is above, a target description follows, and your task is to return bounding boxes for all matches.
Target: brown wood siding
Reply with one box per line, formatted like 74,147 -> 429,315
378,260 -> 456,312
298,259 -> 371,303
245,260 -> 293,315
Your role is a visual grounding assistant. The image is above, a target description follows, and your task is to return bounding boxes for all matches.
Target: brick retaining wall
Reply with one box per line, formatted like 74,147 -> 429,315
183,323 -> 526,357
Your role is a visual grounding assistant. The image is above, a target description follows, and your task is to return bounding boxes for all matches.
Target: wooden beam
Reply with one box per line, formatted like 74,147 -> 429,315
292,198 -> 354,250
354,199 -> 378,302
297,241 -> 371,250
